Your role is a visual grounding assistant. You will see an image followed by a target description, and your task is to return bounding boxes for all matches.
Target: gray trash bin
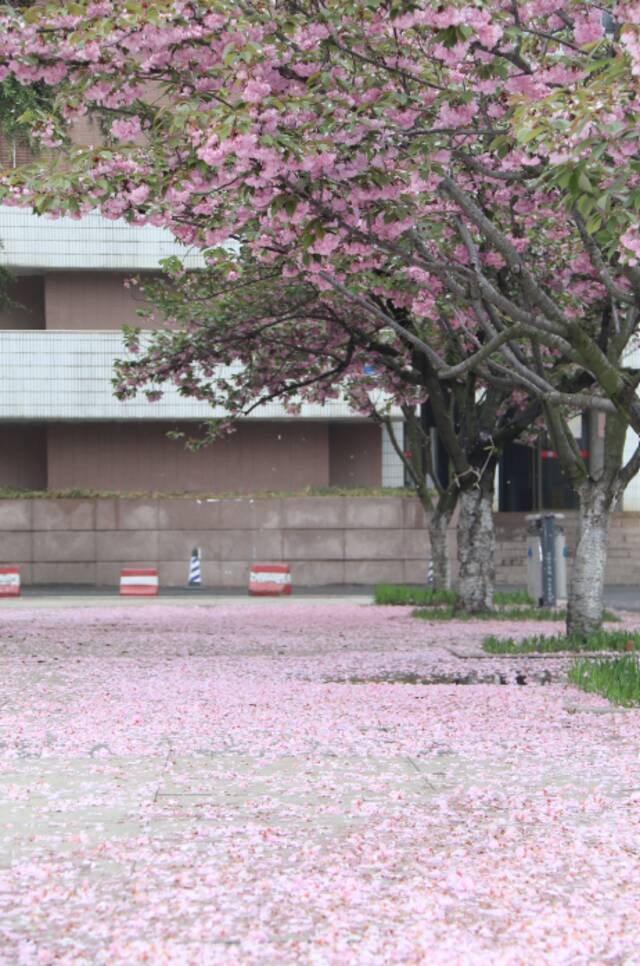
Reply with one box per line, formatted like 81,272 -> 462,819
525,513 -> 567,605
526,527 -> 543,602
554,527 -> 568,601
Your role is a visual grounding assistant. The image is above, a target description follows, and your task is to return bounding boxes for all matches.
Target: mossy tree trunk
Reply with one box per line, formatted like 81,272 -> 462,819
567,480 -> 613,637
428,486 -> 457,591
454,461 -> 497,613
544,403 -> 639,638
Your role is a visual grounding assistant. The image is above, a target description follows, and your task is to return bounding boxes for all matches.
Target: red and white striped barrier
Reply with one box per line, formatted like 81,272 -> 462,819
249,563 -> 292,597
120,568 -> 159,597
0,567 -> 20,598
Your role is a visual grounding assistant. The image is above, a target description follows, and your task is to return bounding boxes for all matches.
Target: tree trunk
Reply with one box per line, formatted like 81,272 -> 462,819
428,491 -> 457,590
567,482 -> 614,637
455,473 -> 496,613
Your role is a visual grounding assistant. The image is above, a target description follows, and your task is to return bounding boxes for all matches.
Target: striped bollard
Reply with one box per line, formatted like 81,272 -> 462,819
188,548 -> 202,587
427,559 -> 435,587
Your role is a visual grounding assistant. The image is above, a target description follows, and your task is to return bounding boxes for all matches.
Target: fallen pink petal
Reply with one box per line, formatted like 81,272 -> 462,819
0,602 -> 639,962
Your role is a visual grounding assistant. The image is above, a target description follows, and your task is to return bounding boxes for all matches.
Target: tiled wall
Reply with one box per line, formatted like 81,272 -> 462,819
0,331 -> 401,421
0,206 -> 206,272
381,420 -> 405,487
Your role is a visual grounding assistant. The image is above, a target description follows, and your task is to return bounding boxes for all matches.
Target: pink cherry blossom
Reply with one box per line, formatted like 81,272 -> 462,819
110,115 -> 142,141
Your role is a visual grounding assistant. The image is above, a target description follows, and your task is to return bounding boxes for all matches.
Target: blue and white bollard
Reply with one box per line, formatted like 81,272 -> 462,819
188,548 -> 202,587
427,559 -> 434,587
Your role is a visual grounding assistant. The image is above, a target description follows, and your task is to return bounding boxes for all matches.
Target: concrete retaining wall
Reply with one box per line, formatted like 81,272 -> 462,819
1,497 -> 639,587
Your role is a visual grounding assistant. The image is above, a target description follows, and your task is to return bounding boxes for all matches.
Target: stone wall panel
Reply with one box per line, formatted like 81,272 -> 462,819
2,497 -> 640,587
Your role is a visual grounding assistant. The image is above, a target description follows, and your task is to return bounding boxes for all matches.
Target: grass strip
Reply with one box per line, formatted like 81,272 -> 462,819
493,590 -> 535,606
483,627 -> 637,654
415,607 -> 619,624
375,584 -> 534,607
568,655 -> 640,706
375,585 -> 456,606
415,606 -> 562,622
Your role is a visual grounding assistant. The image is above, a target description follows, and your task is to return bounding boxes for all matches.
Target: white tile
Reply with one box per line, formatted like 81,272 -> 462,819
0,331 -> 401,422
0,206 -> 205,271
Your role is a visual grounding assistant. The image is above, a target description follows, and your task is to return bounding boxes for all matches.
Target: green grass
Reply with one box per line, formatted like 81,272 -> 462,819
376,586 -> 621,625
414,605 -> 566,622
568,655 -> 640,706
415,606 -> 619,624
483,627 -> 636,654
375,584 -> 534,607
494,589 -> 536,606
375,585 -> 456,606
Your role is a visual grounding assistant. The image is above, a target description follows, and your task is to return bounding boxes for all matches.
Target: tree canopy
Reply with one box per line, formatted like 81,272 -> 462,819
0,1 -> 638,424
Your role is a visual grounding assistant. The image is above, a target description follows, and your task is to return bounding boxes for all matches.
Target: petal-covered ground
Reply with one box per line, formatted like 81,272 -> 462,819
0,601 -> 639,963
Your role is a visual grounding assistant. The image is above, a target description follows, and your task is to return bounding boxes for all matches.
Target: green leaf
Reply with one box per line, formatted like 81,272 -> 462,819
516,126 -> 543,144
578,171 -> 593,193
585,213 -> 602,234
576,194 -> 594,217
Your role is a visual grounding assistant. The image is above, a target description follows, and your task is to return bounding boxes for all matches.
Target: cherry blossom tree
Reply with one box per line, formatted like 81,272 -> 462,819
1,1 -> 640,628
118,255 -> 542,605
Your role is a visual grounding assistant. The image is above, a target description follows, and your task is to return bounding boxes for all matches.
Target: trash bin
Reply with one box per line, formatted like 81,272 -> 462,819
526,527 -> 543,603
554,527 -> 568,601
525,514 -> 567,606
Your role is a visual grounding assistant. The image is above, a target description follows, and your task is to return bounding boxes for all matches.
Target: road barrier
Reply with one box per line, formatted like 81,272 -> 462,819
120,568 -> 159,597
249,563 -> 292,597
0,567 -> 20,598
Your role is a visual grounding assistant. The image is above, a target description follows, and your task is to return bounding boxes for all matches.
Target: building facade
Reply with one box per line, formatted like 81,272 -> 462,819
0,206 -> 406,494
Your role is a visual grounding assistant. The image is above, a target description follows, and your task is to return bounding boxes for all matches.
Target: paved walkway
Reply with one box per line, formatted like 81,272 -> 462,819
2,593 -> 372,610
14,582 -> 640,610
1,602 -> 639,962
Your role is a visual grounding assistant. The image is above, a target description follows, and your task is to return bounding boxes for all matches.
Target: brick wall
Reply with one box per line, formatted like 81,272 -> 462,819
0,497 -> 639,587
495,511 -> 640,586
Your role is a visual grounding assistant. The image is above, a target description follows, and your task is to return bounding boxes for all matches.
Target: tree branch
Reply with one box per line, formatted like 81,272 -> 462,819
318,270 -> 446,368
